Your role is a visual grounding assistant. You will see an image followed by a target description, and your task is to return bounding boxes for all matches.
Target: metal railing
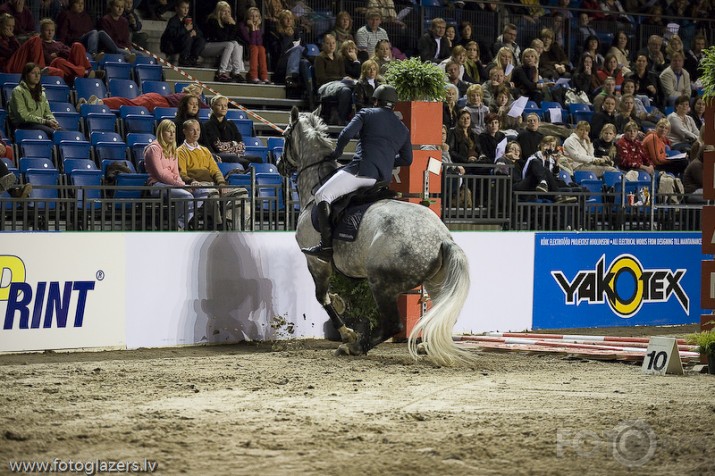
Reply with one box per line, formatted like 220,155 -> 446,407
2,167 -> 701,232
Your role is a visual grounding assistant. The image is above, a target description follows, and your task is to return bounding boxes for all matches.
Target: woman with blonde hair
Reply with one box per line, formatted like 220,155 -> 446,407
370,38 -> 392,75
145,119 -> 195,231
353,59 -> 383,111
563,121 -> 617,177
487,46 -> 515,85
203,1 -> 246,82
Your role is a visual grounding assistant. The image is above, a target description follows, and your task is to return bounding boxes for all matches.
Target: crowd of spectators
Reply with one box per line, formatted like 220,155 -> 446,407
1,0 -> 714,207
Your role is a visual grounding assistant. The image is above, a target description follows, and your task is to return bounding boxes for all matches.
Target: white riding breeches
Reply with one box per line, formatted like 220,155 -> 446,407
314,169 -> 377,204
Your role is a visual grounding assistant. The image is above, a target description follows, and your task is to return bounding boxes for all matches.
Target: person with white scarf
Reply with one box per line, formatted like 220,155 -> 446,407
562,121 -> 618,177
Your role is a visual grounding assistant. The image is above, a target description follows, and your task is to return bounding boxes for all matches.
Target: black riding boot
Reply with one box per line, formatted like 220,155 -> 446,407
301,201 -> 333,261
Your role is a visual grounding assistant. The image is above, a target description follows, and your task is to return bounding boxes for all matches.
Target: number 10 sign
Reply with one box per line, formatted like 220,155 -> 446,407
641,337 -> 684,375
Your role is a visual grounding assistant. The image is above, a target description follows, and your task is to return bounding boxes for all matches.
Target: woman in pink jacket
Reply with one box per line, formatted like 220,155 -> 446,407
144,119 -> 195,230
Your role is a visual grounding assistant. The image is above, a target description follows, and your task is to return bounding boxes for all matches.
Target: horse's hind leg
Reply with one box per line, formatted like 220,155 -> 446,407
363,286 -> 404,352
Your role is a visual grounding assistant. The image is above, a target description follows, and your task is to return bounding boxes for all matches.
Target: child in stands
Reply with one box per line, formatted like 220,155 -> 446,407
239,7 -> 270,84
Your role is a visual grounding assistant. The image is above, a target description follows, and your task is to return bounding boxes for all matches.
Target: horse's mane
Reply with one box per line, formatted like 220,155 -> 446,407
299,112 -> 334,152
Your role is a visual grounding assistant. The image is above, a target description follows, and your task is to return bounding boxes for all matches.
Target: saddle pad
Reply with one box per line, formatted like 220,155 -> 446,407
311,202 -> 372,242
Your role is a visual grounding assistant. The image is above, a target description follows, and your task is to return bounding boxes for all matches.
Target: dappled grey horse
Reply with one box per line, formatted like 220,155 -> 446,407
278,107 -> 472,366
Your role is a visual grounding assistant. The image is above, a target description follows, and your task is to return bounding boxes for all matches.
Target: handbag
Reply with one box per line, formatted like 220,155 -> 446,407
565,89 -> 591,106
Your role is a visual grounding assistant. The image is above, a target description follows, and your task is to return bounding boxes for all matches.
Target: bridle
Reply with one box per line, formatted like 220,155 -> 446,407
279,118 -> 337,183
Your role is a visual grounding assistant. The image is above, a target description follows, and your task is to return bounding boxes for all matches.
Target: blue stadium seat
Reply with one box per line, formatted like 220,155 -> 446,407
41,76 -> 67,87
19,157 -> 56,179
141,80 -> 171,95
133,55 -> 157,65
305,44 -> 320,59
53,130 -> 86,146
75,78 -> 108,102
603,170 -> 623,188
0,108 -> 7,136
96,53 -> 126,66
232,119 -> 254,138
123,115 -> 155,137
227,172 -> 252,196
249,162 -> 277,174
226,109 -> 248,121
14,130 -> 49,143
20,140 -> 54,161
130,143 -> 148,168
53,112 -> 82,132
218,161 -> 245,177
1,82 -> 17,106
571,110 -> 594,124
90,131 -> 123,145
59,142 -> 92,162
522,100 -> 542,119
0,73 -> 20,84
245,146 -> 269,163
135,64 -> 163,84
63,157 -> 98,176
42,84 -> 71,103
49,102 -> 76,114
79,103 -> 112,117
95,142 -> 128,161
26,168 -> 60,210
108,79 -> 139,99
244,137 -> 264,148
255,172 -> 285,211
103,61 -> 133,81
69,169 -> 103,212
574,170 -> 597,183
154,107 -> 177,122
126,133 -> 155,148
86,113 -> 117,135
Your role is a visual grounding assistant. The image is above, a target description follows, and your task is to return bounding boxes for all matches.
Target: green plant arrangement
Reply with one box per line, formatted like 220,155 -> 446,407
384,57 -> 447,102
328,273 -> 380,331
699,46 -> 715,101
687,327 -> 715,355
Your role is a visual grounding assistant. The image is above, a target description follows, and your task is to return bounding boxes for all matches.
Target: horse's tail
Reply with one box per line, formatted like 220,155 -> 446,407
408,240 -> 471,367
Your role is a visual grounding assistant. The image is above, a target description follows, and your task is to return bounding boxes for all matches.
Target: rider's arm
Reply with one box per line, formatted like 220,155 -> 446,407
334,112 -> 364,156
394,133 -> 413,167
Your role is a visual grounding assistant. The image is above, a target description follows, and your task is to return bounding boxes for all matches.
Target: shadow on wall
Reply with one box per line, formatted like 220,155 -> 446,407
191,233 -> 277,344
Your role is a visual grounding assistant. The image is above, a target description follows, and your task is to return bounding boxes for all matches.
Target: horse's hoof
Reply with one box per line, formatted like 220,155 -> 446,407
338,325 -> 359,344
416,342 -> 428,355
334,342 -> 363,357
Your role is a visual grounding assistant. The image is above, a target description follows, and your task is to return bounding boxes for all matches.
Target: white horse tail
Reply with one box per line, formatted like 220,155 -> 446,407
408,240 -> 471,367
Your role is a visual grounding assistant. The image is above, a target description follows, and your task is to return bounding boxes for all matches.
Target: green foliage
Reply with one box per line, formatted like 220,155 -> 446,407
384,57 -> 447,102
699,46 -> 715,103
328,273 -> 380,330
687,326 -> 715,355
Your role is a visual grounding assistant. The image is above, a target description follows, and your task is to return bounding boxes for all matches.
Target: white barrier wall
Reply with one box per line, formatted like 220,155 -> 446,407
1,231 -> 701,353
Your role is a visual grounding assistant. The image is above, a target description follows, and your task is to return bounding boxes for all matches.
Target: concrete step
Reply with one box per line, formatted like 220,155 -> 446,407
165,76 -> 289,100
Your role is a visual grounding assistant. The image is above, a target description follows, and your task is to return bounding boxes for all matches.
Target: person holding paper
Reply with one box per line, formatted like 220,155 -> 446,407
478,113 -> 506,163
642,118 -> 687,175
490,86 -> 521,133
666,95 -> 699,151
511,48 -> 544,105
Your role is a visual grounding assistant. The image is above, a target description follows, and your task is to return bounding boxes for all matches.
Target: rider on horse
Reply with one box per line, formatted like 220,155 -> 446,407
301,84 -> 413,261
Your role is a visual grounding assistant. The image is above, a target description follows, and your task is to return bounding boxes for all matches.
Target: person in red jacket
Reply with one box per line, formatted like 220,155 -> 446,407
0,13 -> 63,76
39,19 -> 103,85
616,121 -> 654,176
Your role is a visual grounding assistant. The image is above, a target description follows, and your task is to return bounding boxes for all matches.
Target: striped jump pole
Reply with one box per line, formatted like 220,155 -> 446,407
484,332 -> 695,351
455,335 -> 701,360
131,44 -> 285,134
485,332 -> 690,346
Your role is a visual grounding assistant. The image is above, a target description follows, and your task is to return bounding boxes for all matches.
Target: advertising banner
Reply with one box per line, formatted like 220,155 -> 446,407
534,232 -> 702,329
0,234 -> 126,352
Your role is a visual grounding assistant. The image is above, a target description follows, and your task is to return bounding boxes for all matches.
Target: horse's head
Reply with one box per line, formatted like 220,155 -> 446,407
277,106 -> 333,177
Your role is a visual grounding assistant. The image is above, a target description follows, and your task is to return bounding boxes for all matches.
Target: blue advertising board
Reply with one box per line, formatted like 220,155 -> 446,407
533,232 -> 702,329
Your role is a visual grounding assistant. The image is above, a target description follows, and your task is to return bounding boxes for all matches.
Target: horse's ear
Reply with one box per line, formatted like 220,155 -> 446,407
312,105 -> 322,118
290,106 -> 300,124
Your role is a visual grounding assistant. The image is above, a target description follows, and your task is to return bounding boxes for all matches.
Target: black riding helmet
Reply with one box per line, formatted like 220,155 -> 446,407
372,85 -> 398,109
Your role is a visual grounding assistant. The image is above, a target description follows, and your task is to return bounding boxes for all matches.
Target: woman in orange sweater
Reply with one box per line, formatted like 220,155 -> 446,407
641,118 -> 687,175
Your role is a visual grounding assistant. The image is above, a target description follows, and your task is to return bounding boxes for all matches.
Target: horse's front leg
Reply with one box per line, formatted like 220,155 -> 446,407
308,259 -> 360,349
